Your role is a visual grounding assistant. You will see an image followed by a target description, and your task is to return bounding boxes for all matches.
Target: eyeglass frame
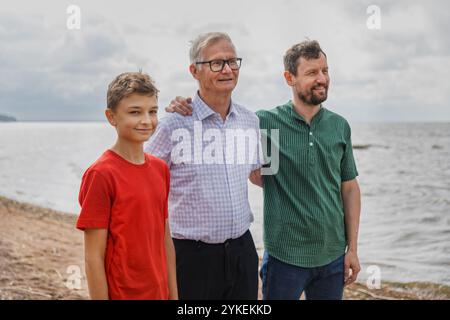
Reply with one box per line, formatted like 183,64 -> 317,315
195,58 -> 242,72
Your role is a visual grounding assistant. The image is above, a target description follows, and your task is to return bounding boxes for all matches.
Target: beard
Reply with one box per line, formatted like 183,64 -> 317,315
297,85 -> 328,106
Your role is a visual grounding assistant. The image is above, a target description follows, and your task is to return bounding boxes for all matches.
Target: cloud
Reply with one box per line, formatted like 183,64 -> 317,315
0,0 -> 449,121
0,13 -> 159,120
329,0 -> 450,118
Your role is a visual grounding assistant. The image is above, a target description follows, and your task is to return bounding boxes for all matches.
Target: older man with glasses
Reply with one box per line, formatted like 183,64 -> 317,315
144,32 -> 262,300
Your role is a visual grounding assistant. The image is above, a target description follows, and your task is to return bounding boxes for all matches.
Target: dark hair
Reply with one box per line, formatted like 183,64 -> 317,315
284,40 -> 327,75
107,72 -> 159,111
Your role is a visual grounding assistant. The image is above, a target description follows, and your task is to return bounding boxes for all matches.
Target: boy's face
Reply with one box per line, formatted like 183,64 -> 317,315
106,93 -> 158,143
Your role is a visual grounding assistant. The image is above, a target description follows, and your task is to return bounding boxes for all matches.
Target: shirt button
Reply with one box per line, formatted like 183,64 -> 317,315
309,142 -> 314,146
309,132 -> 313,135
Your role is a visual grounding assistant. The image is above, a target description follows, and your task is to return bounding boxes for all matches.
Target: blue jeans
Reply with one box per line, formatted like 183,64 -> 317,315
260,251 -> 345,300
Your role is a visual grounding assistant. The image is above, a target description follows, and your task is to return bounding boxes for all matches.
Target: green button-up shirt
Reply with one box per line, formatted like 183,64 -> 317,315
256,101 -> 358,267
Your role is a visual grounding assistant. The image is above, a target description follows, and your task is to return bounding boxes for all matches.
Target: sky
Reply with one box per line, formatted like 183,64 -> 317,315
0,0 -> 449,122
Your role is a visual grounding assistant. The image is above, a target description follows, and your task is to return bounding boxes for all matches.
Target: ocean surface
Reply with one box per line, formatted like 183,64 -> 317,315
0,121 -> 449,285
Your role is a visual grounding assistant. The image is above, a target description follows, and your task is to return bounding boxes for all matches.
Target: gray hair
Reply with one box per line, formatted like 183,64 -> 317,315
189,32 -> 236,64
284,40 -> 327,75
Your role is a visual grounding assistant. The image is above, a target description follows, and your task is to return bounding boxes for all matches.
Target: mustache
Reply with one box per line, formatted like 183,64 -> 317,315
312,85 -> 328,90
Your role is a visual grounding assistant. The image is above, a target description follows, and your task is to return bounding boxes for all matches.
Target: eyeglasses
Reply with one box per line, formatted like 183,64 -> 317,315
195,58 -> 242,72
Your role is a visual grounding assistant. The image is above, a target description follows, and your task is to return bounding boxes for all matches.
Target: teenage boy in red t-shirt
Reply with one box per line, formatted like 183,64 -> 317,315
76,72 -> 178,300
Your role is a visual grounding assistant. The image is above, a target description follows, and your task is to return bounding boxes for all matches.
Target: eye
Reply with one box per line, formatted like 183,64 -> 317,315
211,60 -> 223,68
228,59 -> 238,67
130,111 -> 140,115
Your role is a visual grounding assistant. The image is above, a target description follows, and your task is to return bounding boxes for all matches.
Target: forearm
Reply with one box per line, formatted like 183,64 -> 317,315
85,257 -> 109,300
342,183 -> 361,253
165,236 -> 178,300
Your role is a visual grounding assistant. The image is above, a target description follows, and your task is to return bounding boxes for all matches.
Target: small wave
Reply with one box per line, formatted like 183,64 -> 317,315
353,144 -> 390,150
395,231 -> 420,243
68,162 -> 84,178
420,216 -> 441,224
353,144 -> 372,150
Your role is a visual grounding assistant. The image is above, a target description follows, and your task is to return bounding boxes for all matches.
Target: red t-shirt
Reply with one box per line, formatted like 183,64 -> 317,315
77,150 -> 169,300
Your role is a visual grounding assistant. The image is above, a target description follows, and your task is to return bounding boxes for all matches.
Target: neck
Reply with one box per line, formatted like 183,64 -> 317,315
111,139 -> 145,164
198,90 -> 231,120
292,95 -> 321,125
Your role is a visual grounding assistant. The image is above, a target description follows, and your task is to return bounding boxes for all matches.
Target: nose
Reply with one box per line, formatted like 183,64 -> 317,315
143,113 -> 158,130
140,113 -> 152,125
316,71 -> 328,84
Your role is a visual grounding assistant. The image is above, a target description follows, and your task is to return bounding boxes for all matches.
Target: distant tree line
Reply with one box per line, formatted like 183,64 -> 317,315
0,114 -> 17,122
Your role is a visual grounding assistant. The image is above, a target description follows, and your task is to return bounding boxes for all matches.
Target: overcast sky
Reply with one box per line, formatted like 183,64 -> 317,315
1,0 -> 449,121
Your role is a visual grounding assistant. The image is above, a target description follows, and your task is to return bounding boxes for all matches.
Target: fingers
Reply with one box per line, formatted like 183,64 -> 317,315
165,97 -> 193,115
344,261 -> 350,284
344,264 -> 361,287
173,96 -> 193,115
175,96 -> 192,107
345,272 -> 358,286
165,101 -> 176,113
344,271 -> 354,286
351,265 -> 361,284
177,96 -> 193,113
175,104 -> 191,116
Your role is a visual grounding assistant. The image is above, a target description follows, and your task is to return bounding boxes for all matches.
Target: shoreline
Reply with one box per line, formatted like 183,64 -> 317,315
0,195 -> 449,300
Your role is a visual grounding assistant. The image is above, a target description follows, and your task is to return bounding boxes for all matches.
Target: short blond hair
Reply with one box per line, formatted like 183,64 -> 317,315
107,72 -> 159,110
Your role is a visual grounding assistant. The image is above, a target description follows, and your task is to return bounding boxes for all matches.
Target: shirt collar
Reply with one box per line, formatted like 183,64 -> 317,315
288,100 -> 325,125
193,91 -> 239,121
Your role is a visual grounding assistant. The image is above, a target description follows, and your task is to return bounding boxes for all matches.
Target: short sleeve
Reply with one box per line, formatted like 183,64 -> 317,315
251,118 -> 264,171
164,163 -> 170,220
144,118 -> 173,165
256,110 -> 273,168
76,169 -> 112,230
340,122 -> 359,182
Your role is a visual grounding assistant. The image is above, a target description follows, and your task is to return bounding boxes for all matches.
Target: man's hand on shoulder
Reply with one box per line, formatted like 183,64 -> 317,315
165,96 -> 193,116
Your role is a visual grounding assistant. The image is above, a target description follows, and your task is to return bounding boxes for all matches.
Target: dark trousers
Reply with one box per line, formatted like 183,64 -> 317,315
173,230 -> 259,300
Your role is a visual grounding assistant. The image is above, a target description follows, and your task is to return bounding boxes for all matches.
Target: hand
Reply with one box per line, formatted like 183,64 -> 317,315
249,169 -> 263,187
344,250 -> 361,286
165,96 -> 193,116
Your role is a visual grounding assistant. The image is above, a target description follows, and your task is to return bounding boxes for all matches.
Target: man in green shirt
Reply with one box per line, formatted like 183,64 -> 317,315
166,40 -> 361,300
250,40 -> 361,300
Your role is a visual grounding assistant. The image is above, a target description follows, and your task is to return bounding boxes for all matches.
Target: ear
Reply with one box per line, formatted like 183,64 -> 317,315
284,71 -> 296,87
189,63 -> 199,80
105,108 -> 116,126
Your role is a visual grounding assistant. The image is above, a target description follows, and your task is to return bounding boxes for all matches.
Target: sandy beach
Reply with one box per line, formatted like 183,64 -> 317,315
0,195 -> 449,300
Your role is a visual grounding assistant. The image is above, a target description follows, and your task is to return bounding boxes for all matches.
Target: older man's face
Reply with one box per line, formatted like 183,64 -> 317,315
192,39 -> 239,94
291,52 -> 329,106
